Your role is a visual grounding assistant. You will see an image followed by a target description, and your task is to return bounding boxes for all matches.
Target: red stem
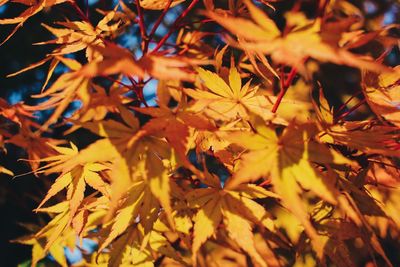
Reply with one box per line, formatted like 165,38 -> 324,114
151,0 -> 200,53
334,90 -> 362,117
135,0 -> 148,50
145,0 -> 174,53
272,67 -> 297,113
70,1 -> 90,22
258,179 -> 271,187
85,0 -> 89,18
376,49 -> 391,63
317,0 -> 329,18
335,99 -> 366,122
284,67 -> 297,88
128,76 -> 148,107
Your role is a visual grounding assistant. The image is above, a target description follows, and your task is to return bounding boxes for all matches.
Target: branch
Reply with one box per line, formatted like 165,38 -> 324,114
271,66 -> 297,113
152,0 -> 200,53
135,0 -> 148,51
144,0 -> 174,53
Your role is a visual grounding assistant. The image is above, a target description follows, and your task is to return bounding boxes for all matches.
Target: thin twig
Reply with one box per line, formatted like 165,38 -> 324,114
152,0 -> 200,53
335,99 -> 366,122
135,0 -> 148,51
85,0 -> 89,18
334,90 -> 362,117
70,1 -> 90,22
272,67 -> 297,113
145,0 -> 174,53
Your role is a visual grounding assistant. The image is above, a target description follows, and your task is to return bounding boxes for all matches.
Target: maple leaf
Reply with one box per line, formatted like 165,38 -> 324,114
24,57 -> 92,132
187,179 -> 278,267
225,118 -> 351,190
0,165 -> 13,176
97,181 -> 147,253
368,184 -> 400,235
3,0 -> 399,266
224,118 -> 352,257
176,29 -> 215,60
312,217 -> 360,267
54,117 -> 142,219
185,67 -> 274,121
333,173 -> 394,267
7,128 -> 64,172
33,205 -> 71,253
367,157 -> 400,187
0,100 -> 67,172
99,220 -> 184,267
77,43 -> 201,81
4,11 -> 133,84
0,98 -> 36,126
134,100 -> 215,165
66,83 -> 133,126
36,9 -> 132,61
96,171 -> 178,256
206,0 -> 389,74
105,226 -> 154,267
318,121 -> 400,156
362,66 -> 400,127
71,112 -> 179,236
315,89 -> 400,156
34,143 -> 109,222
140,0 -> 186,10
17,232 -> 69,267
33,142 -> 79,174
22,197 -> 107,258
0,0 -> 69,45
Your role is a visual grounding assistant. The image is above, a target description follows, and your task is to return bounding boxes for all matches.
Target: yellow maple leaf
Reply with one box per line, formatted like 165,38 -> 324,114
77,43 -> 201,81
35,143 -> 109,221
0,0 -> 69,45
315,90 -> 400,156
139,0 -> 186,10
36,9 -> 132,61
25,57 -> 91,132
185,67 -> 274,121
135,102 -> 215,167
187,180 -> 278,266
224,118 -> 352,258
363,66 -> 400,127
207,0 -> 388,74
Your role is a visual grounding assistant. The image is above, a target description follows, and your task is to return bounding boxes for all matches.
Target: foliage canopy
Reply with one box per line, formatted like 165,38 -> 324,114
0,0 -> 399,266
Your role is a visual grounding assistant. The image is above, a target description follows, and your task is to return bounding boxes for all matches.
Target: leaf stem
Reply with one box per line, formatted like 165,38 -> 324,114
272,66 -> 297,113
70,1 -> 90,22
152,0 -> 200,53
135,0 -> 148,51
258,179 -> 271,187
144,0 -> 174,54
317,0 -> 329,18
85,0 -> 89,18
335,99 -> 366,122
334,90 -> 362,117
